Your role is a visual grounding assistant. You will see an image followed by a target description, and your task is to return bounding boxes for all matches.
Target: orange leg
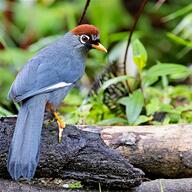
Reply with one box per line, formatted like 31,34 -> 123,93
47,103 -> 66,143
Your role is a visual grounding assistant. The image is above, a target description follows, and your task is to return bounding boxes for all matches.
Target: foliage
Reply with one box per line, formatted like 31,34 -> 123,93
132,39 -> 147,71
78,39 -> 192,125
68,181 -> 83,189
165,3 -> 192,57
143,63 -> 191,86
119,90 -> 144,125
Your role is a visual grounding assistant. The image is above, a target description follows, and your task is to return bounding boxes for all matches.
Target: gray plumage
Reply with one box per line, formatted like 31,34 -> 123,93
8,94 -> 46,180
7,32 -> 89,180
8,33 -> 87,103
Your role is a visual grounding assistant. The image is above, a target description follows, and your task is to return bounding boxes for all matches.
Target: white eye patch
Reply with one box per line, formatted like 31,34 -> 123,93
80,35 -> 90,44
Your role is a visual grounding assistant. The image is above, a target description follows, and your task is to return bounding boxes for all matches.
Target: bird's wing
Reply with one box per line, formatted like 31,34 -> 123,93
13,82 -> 73,102
8,39 -> 76,102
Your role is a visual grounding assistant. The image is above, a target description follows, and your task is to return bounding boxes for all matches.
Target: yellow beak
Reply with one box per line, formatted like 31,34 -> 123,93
92,43 -> 107,53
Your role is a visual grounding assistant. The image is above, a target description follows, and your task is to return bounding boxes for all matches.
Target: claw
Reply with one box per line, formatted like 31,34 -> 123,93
57,120 -> 65,143
53,112 -> 65,143
58,127 -> 63,143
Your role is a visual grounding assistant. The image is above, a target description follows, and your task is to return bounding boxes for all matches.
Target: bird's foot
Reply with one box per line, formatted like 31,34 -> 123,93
57,120 -> 65,143
53,112 -> 65,143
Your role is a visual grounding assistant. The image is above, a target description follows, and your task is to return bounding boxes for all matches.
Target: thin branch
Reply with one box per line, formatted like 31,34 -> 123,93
123,0 -> 148,93
155,0 -> 166,10
78,0 -> 91,25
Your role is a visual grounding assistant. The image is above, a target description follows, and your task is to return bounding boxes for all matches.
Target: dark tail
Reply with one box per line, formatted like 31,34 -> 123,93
7,94 -> 47,180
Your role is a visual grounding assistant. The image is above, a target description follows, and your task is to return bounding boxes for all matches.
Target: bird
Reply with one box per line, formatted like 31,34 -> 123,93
7,24 -> 107,180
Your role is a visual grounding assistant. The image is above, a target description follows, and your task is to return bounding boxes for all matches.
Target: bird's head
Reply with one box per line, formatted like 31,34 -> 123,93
70,24 -> 107,53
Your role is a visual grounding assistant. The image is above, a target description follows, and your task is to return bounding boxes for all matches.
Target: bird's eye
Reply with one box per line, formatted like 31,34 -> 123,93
80,35 -> 90,44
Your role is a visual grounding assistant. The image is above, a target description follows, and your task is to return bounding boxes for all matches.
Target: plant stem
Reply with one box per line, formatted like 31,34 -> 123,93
138,71 -> 146,106
123,0 -> 148,93
78,0 -> 91,25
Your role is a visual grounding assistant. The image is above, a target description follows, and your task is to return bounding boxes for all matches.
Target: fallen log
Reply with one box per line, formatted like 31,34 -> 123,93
81,124 -> 192,178
0,116 -> 143,189
1,178 -> 192,192
132,178 -> 192,192
0,178 -> 58,192
1,116 -> 192,186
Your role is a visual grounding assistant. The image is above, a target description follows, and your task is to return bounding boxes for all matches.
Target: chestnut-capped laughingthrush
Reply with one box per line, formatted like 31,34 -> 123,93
7,24 -> 107,180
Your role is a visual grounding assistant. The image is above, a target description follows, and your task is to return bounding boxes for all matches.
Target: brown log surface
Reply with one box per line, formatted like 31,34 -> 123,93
0,116 -> 143,189
1,178 -> 192,192
81,124 -> 192,178
132,178 -> 192,192
1,116 -> 192,189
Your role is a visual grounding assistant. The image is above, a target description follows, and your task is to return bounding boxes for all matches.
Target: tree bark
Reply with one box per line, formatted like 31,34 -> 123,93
0,116 -> 143,189
81,124 -> 192,178
1,178 -> 192,192
131,178 -> 192,192
1,116 -> 192,188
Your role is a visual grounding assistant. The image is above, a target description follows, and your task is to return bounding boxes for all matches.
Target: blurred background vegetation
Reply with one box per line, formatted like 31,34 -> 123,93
0,0 -> 192,125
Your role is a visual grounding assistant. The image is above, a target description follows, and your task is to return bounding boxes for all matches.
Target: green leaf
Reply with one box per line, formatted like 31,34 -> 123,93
97,117 -> 128,125
132,39 -> 147,71
165,113 -> 180,124
0,48 -> 32,68
159,104 -> 176,113
99,75 -> 133,91
148,63 -> 190,77
0,106 -> 13,117
134,115 -> 153,125
146,98 -> 160,115
29,35 -> 61,52
144,63 -> 190,86
163,4 -> 192,22
68,181 -> 83,189
181,111 -> 192,123
119,90 -> 144,124
167,32 -> 192,48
